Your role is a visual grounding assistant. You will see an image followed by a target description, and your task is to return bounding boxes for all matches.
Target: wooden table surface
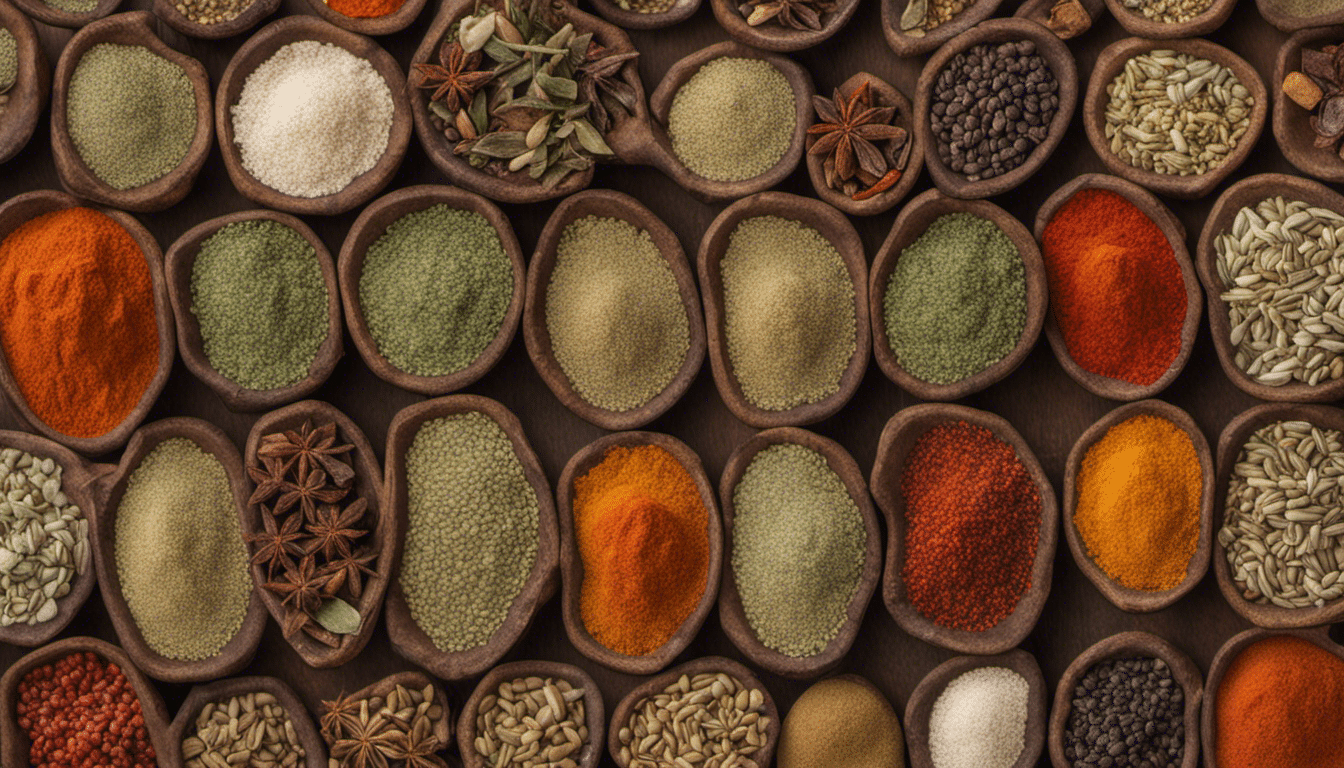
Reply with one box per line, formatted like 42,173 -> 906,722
0,0 -> 1310,764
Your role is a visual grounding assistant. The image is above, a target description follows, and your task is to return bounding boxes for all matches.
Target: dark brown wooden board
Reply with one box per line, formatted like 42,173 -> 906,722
0,0 -> 1314,766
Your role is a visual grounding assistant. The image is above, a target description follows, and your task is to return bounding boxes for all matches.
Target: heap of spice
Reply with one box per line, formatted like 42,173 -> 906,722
38,0 -> 96,18
614,0 -> 673,10
0,207 -> 158,439
17,651 -> 157,768
573,443 -> 708,657
321,682 -> 448,768
0,28 -> 15,115
1213,196 -> 1344,388
900,0 -> 976,36
617,670 -> 769,768
1262,0 -> 1344,18
778,676 -> 904,768
1120,0 -> 1213,22
667,57 -> 796,182
929,667 -> 1029,768
170,0 -> 255,25
327,0 -> 404,19
182,692 -> 305,768
738,0 -> 835,29
0,446 -> 87,627
1064,656 -> 1184,768
1041,188 -> 1186,386
809,82 -> 910,201
721,216 -> 856,412
1282,44 -> 1344,155
474,675 -> 589,768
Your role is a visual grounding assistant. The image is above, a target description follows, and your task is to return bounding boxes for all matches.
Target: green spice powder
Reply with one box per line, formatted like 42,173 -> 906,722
41,0 -> 95,15
546,216 -> 690,413
0,29 -> 16,95
113,437 -> 251,661
359,205 -> 512,378
732,443 -> 866,657
190,220 -> 328,391
667,57 -> 796,182
401,412 -> 539,653
722,215 -> 856,411
67,43 -> 196,191
883,212 -> 1027,385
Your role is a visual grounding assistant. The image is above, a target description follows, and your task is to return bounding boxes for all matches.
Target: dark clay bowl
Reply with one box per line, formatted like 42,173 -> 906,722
1104,0 -> 1235,38
302,0 -> 428,37
164,676 -> 327,768
325,671 -> 453,746
1013,0 -> 1105,39
8,0 -> 119,28
1275,26 -> 1344,183
709,0 -> 860,52
153,0 -> 279,40
0,0 -> 48,165
457,660 -> 604,768
883,0 -> 1007,56
585,0 -> 699,29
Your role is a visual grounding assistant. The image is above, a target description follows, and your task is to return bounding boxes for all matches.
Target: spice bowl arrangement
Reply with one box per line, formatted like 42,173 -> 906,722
1274,26 -> 1344,183
584,0 -> 699,28
882,0 -> 1006,56
152,0 -> 280,39
318,671 -> 453,766
164,675 -> 326,768
1102,0 -> 1236,38
301,0 -> 427,37
7,0 -> 120,27
708,0 -> 860,52
457,660 -> 604,768
0,0 -> 47,165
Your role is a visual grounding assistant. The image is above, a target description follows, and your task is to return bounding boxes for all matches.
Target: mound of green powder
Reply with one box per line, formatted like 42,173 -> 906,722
359,205 -> 513,378
668,57 -> 796,182
190,219 -> 328,391
883,212 -> 1026,385
0,29 -> 16,96
67,43 -> 196,191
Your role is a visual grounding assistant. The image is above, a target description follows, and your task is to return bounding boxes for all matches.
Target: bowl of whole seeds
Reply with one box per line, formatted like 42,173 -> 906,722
1275,27 -> 1344,183
1103,0 -> 1235,38
883,0 -> 1007,56
585,0 -> 699,29
167,676 -> 326,768
708,0 -> 861,52
458,660 -> 604,768
8,0 -> 121,29
0,0 -> 48,164
152,0 -> 279,40
319,671 -> 452,768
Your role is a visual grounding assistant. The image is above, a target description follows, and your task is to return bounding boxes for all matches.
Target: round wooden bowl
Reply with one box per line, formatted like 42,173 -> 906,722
381,395 -> 559,681
717,427 -> 881,679
557,431 -> 722,675
1196,174 -> 1344,402
805,72 -> 924,217
90,417 -> 267,682
698,191 -> 869,429
301,0 -> 428,37
457,660 -> 604,768
1063,400 -> 1214,613
1050,631 -> 1203,768
325,671 -> 453,746
906,649 -> 1047,768
524,189 -> 706,431
869,403 -> 1058,655
585,0 -> 699,29
8,0 -> 120,28
165,211 -> 343,412
338,184 -> 524,397
1013,0 -> 1105,39
1274,27 -> 1344,183
152,0 -> 280,40
164,676 -> 327,768
1034,173 -> 1202,400
242,400 -> 392,668
882,0 -> 1007,56
607,656 -> 779,768
1104,0 -> 1235,38
709,0 -> 860,52
0,189 -> 174,457
1083,37 -> 1267,200
1256,0 -> 1344,31
870,188 -> 1046,401
0,0 -> 48,165
215,15 -> 411,216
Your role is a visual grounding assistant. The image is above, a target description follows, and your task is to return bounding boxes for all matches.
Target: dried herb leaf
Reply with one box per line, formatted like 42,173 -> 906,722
571,119 -> 614,155
470,131 -> 531,157
314,597 -> 361,635
535,72 -> 579,101
900,0 -> 927,33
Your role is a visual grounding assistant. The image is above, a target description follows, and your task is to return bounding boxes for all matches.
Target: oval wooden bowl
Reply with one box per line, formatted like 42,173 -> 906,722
1083,37 -> 1267,200
457,660 -> 604,768
301,0 -> 428,37
0,636 -> 172,768
1013,0 -> 1105,40
717,427 -> 880,679
164,676 -> 327,768
152,0 -> 280,40
1104,0 -> 1234,38
524,189 -> 706,431
1256,0 -> 1344,31
338,184 -> 524,397
870,188 -> 1046,401
1063,400 -> 1213,613
242,400 -> 392,668
0,190 -> 174,457
1195,174 -> 1344,402
869,402 -> 1058,655
607,656 -> 779,768
215,15 -> 411,216
328,671 -> 453,745
0,0 -> 48,165
8,0 -> 119,28
709,0 -> 860,51
1034,173 -> 1202,400
166,210 -> 343,412
698,191 -> 869,429
382,395 -> 559,681
1274,27 -> 1344,183
557,431 -> 722,675
806,72 -> 924,217
584,0 -> 699,29
906,649 -> 1047,768
90,417 -> 267,682
882,0 -> 1007,56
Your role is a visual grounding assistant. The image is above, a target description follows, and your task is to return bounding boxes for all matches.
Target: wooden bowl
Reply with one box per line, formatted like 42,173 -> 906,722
152,0 -> 280,40
906,649 -> 1047,768
698,191 -> 869,429
165,210 -> 343,412
869,403 -> 1058,655
457,660 -> 604,768
709,0 -> 860,52
381,395 -> 559,680
607,656 -> 779,768
301,0 -> 428,37
557,431 -> 722,675
1083,37 -> 1267,200
0,189 -> 174,457
882,0 -> 1007,56
1274,27 -> 1344,183
584,0 -> 699,29
0,636 -> 172,768
1013,0 -> 1105,40
1195,174 -> 1344,402
1063,400 -> 1214,613
1034,173 -> 1202,400
870,188 -> 1046,401
524,189 -> 706,431
90,417 -> 267,682
0,0 -> 48,165
1256,0 -> 1344,31
338,184 -> 524,397
327,671 -> 452,745
1050,631 -> 1203,768
242,400 -> 392,668
8,0 -> 120,28
1104,0 -> 1235,38
717,427 -> 881,679
805,72 -> 924,217
215,15 -> 411,216
164,676 -> 327,768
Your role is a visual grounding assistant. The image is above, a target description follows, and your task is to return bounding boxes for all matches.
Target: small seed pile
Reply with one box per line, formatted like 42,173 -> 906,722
182,691 -> 305,768
1104,51 -> 1253,177
615,0 -> 675,11
0,27 -> 15,114
617,671 -> 770,768
929,667 -> 1029,768
0,447 -> 86,627
17,651 -> 156,768
1120,0 -> 1214,23
1063,657 -> 1185,768
322,682 -> 447,768
668,57 -> 796,182
1219,419 -> 1344,608
1213,196 -> 1344,388
172,0 -> 254,24
39,0 -> 95,16
474,675 -> 589,768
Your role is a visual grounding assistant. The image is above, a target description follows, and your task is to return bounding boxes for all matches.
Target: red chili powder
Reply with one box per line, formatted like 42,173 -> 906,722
16,651 -> 157,768
327,0 -> 405,19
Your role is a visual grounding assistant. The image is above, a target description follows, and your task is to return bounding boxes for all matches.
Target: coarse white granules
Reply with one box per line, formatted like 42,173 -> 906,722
231,40 -> 393,198
929,666 -> 1029,768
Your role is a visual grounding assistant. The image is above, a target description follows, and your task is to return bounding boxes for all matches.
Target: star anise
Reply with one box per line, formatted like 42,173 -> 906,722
321,547 -> 378,600
306,500 -> 369,562
330,702 -> 398,768
809,82 -> 910,199
412,40 -> 494,114
739,0 -> 837,29
264,555 -> 327,616
321,693 -> 365,741
246,456 -> 292,508
276,467 -> 348,520
259,420 -> 356,488
577,43 -> 639,134
380,725 -> 449,768
245,505 -> 306,577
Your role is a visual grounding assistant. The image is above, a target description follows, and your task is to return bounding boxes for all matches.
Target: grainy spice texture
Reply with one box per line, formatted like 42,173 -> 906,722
0,29 -> 15,96
777,676 -> 904,768
172,0 -> 256,25
618,670 -> 770,767
1064,656 -> 1184,768
17,651 -> 157,768
327,0 -> 404,18
928,666 -> 1028,768
1121,0 -> 1214,22
0,446 -> 87,627
182,691 -> 305,768
1261,0 -> 1344,16
615,0 -> 674,9
474,675 -> 589,768
667,57 -> 796,182
39,0 -> 95,14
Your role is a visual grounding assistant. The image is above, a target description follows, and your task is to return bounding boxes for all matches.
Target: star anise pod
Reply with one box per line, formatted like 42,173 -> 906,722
330,702 -> 398,768
380,724 -> 449,768
246,456 -> 291,508
259,421 -> 356,488
276,467 -> 348,520
305,500 -> 369,562
577,43 -> 639,133
245,505 -> 306,577
808,82 -> 907,184
739,0 -> 836,29
321,547 -> 378,600
321,693 -> 365,741
412,40 -> 494,114
264,555 -> 327,616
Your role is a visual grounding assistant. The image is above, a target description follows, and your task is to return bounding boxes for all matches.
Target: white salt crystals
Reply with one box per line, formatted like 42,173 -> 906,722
928,666 -> 1030,768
